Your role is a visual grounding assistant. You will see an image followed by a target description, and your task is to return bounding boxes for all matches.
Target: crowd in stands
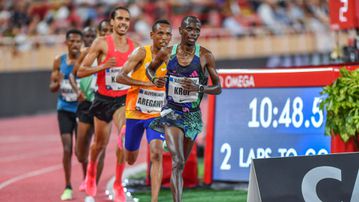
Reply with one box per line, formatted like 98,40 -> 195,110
0,0 -> 332,59
0,0 -> 329,38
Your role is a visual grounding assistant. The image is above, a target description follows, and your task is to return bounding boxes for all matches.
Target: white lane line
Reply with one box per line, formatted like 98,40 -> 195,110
0,149 -> 61,163
0,164 -> 62,190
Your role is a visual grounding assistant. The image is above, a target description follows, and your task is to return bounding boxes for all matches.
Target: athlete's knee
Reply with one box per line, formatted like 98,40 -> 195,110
125,151 -> 137,165
92,140 -> 108,151
63,145 -> 72,155
150,148 -> 163,163
172,156 -> 185,171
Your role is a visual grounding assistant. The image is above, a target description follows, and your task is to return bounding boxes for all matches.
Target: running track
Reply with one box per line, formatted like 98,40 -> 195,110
0,113 -> 147,202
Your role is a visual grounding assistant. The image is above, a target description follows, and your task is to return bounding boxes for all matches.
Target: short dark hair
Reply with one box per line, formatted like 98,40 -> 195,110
66,29 -> 83,39
98,18 -> 110,31
110,6 -> 130,19
152,19 -> 171,32
181,16 -> 201,28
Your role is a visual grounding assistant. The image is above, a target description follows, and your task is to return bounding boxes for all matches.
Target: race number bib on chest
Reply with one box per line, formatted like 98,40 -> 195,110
136,89 -> 165,114
105,67 -> 129,91
168,75 -> 199,103
90,74 -> 97,92
60,79 -> 78,102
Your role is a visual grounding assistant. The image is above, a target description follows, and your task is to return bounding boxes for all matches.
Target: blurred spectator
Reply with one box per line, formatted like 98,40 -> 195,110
0,0 -> 334,56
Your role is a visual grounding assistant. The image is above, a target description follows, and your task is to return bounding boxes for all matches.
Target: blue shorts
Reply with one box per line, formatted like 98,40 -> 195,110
125,118 -> 165,151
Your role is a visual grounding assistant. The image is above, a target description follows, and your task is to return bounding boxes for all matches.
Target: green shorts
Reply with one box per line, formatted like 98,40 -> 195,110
149,107 -> 202,140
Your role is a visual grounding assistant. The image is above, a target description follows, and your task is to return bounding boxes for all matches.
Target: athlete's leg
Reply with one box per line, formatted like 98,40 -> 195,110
149,139 -> 163,202
58,110 -> 76,200
164,126 -> 185,202
97,149 -> 106,183
183,136 -> 195,162
86,117 -> 112,196
89,117 -> 112,162
113,106 -> 126,160
112,106 -> 127,202
61,133 -> 73,189
75,121 -> 93,180
124,119 -> 146,165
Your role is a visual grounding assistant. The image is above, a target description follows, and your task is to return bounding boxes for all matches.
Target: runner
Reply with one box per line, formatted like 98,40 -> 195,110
77,7 -> 138,201
116,19 -> 172,202
146,16 -> 222,202
69,22 -> 112,193
49,29 -> 83,201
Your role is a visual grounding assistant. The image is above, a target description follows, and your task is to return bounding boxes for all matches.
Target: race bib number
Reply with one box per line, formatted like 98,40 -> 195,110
168,75 -> 198,103
60,79 -> 78,102
90,74 -> 98,92
136,89 -> 165,114
105,67 -> 130,91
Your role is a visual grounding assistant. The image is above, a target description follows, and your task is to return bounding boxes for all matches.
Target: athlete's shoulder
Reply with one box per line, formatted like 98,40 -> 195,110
130,46 -> 146,59
54,54 -> 62,61
199,46 -> 212,56
92,36 -> 107,45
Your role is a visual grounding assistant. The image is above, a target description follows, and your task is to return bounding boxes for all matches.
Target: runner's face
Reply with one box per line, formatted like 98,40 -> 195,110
98,22 -> 112,37
66,34 -> 82,55
83,30 -> 96,47
111,10 -> 130,36
180,21 -> 201,46
151,24 -> 172,49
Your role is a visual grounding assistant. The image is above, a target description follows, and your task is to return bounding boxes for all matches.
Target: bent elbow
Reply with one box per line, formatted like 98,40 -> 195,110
76,70 -> 85,78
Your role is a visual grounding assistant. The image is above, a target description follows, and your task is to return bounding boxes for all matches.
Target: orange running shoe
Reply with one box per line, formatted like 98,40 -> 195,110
113,182 -> 126,202
85,161 -> 97,196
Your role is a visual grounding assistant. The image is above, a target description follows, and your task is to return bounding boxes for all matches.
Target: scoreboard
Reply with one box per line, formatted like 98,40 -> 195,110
203,66 -> 359,183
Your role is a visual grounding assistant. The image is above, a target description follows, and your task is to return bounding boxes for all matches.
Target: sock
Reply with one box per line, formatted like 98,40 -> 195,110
114,163 -> 125,189
88,160 -> 97,177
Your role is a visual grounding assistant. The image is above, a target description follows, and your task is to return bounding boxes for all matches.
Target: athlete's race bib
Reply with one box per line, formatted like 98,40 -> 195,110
60,79 -> 78,102
105,67 -> 130,91
168,75 -> 199,103
136,89 -> 165,114
90,74 -> 98,92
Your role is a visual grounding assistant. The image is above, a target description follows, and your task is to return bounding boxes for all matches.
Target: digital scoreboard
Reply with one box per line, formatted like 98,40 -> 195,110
203,67 -> 351,183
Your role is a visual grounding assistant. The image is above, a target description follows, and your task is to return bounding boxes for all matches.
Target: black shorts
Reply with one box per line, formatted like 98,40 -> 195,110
77,100 -> 94,124
90,92 -> 126,123
57,110 -> 77,135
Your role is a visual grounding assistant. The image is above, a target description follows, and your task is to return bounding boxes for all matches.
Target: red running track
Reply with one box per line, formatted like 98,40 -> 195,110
0,113 -> 147,202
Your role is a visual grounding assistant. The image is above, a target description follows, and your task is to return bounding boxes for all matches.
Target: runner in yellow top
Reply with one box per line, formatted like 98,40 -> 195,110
116,19 -> 172,202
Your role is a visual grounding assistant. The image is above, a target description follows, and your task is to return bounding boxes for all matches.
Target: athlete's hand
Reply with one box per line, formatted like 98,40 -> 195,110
180,78 -> 198,92
153,76 -> 167,88
142,81 -> 155,87
77,92 -> 86,102
58,73 -> 64,83
103,57 -> 117,69
156,47 -> 169,61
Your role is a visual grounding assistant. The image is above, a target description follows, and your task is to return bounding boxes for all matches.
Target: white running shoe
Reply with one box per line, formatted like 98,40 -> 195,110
84,196 -> 95,202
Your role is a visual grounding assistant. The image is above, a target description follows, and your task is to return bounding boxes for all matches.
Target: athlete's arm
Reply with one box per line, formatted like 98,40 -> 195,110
116,47 -> 153,87
146,47 -> 170,88
49,55 -> 61,93
69,49 -> 87,101
201,49 -> 221,95
77,37 -> 116,78
181,48 -> 222,95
